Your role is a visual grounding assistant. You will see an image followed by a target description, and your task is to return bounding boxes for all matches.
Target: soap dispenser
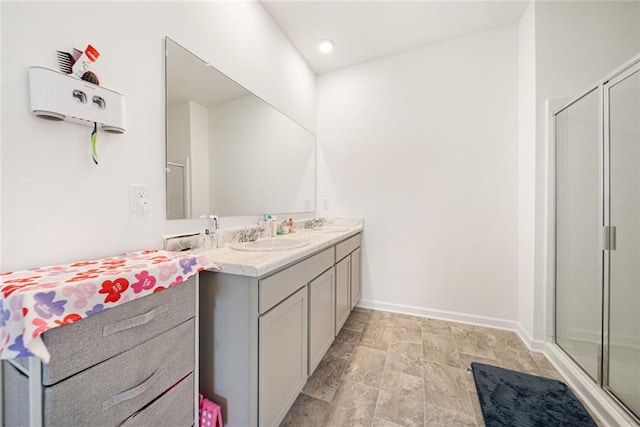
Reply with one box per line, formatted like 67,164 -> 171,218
266,214 -> 273,237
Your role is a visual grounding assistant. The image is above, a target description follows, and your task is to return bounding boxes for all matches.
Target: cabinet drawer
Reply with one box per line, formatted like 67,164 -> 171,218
41,276 -> 196,385
259,248 -> 333,314
121,372 -> 194,427
43,319 -> 195,427
2,361 -> 29,427
335,233 -> 361,262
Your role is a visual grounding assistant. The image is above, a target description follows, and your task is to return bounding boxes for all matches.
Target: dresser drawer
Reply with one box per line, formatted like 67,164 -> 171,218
335,233 -> 361,262
42,318 -> 194,426
41,277 -> 196,385
121,372 -> 194,427
259,248 -> 333,314
2,361 -> 29,427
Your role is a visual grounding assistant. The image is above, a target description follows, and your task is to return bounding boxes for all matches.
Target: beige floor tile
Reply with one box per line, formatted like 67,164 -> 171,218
375,370 -> 425,427
424,403 -> 478,427
368,310 -> 396,328
483,328 -> 529,352
456,353 -> 497,392
451,325 -> 497,359
360,324 -> 395,352
387,340 -> 424,377
280,393 -> 330,427
282,310 -> 595,427
530,352 -> 556,371
424,332 -> 460,368
343,309 -> 371,333
303,354 -> 350,402
326,328 -> 361,360
492,347 -> 540,375
539,368 -> 565,382
423,361 -> 474,416
372,417 -> 404,427
394,313 -> 425,323
393,317 -> 423,343
325,380 -> 378,427
344,346 -> 387,388
468,390 -> 486,427
422,317 -> 453,336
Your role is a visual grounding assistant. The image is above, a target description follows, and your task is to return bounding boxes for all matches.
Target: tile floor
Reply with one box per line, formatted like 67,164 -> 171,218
281,308 -> 591,427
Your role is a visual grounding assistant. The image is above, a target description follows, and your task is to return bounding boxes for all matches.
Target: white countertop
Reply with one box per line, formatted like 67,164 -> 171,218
196,219 -> 363,277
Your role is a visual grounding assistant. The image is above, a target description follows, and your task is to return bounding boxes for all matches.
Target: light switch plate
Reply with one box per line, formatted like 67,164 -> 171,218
130,184 -> 150,213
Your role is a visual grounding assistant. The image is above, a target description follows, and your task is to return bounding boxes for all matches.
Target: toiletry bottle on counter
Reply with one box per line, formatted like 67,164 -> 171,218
270,215 -> 278,237
266,214 -> 273,237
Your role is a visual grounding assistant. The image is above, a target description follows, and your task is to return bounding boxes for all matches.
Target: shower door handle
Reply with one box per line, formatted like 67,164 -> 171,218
603,226 -> 617,251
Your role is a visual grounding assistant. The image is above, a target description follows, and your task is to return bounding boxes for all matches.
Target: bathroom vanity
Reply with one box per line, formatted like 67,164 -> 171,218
198,225 -> 363,427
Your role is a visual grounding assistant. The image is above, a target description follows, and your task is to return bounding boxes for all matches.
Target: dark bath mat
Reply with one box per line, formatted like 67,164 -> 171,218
471,362 -> 597,427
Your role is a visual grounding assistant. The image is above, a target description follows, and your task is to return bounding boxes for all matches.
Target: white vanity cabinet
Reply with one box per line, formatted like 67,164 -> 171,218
200,247 -> 334,427
335,256 -> 351,334
335,233 -> 363,334
259,286 -> 307,426
199,231 -> 362,427
308,267 -> 336,375
350,246 -> 362,309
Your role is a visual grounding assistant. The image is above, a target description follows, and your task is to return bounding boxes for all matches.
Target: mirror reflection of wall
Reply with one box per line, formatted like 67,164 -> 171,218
165,37 -> 315,220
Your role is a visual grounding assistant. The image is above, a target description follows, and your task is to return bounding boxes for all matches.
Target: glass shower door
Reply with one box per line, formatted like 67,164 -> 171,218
555,88 -> 602,381
605,64 -> 640,418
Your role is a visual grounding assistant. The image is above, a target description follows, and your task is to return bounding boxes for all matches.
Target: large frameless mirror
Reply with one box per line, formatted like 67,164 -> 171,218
165,37 -> 316,219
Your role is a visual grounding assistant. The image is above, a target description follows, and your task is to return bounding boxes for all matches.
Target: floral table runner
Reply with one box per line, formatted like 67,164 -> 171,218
0,249 -> 219,362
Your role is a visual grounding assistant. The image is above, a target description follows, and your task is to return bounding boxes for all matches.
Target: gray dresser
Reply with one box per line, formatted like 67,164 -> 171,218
1,276 -> 198,427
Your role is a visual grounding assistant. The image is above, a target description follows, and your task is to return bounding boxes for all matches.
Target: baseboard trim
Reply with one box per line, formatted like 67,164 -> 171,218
359,297 -> 521,329
516,322 -> 546,352
544,343 -> 639,427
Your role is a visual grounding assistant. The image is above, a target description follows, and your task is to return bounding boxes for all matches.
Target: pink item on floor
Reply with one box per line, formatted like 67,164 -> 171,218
199,394 -> 222,427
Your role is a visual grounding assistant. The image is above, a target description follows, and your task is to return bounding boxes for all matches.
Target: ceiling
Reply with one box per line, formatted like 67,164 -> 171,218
261,0 -> 529,74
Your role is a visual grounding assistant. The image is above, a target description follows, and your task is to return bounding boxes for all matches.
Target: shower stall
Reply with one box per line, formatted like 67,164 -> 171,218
554,55 -> 640,423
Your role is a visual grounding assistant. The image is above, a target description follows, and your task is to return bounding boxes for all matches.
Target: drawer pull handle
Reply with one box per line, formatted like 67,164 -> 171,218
103,304 -> 169,337
102,370 -> 159,411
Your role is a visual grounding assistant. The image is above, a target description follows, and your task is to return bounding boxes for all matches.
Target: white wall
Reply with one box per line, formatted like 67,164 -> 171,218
532,0 -> 640,341
0,1 -> 316,271
517,2 -> 537,342
317,25 -> 519,323
0,2 -> 3,271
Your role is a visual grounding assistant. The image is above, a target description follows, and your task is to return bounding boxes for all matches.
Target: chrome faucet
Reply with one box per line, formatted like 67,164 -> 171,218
238,228 -> 260,243
305,218 -> 323,229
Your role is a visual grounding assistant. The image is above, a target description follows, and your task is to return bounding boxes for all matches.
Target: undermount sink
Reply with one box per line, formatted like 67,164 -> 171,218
229,237 -> 310,252
306,226 -> 349,233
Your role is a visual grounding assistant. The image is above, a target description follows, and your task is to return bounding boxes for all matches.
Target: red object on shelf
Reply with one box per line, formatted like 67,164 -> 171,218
84,44 -> 100,62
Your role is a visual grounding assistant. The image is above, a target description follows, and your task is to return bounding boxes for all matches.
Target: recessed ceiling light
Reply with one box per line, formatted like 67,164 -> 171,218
318,39 -> 334,54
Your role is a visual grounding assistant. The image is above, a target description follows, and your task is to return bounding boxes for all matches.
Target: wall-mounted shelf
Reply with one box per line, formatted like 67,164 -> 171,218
29,66 -> 126,133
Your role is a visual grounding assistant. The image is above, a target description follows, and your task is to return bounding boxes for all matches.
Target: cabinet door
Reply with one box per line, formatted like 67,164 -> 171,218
350,247 -> 362,309
259,286 -> 308,427
335,256 -> 351,335
309,268 -> 335,375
